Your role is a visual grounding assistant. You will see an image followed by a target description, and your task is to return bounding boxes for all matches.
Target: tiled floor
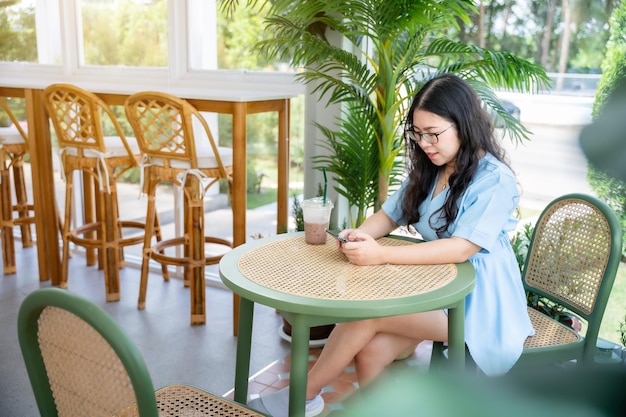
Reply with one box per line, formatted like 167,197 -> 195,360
225,343 -> 431,415
225,342 -> 432,414
230,347 -> 361,415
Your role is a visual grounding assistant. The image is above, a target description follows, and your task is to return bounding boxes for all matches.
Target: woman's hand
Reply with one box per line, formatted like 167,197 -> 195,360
339,231 -> 480,266
339,230 -> 384,265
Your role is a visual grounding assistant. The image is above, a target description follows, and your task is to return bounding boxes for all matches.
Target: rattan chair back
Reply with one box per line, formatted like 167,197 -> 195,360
0,97 -> 28,147
523,195 -> 617,318
125,91 -> 229,179
43,83 -> 136,162
518,193 -> 622,367
0,97 -> 35,275
18,288 -> 267,417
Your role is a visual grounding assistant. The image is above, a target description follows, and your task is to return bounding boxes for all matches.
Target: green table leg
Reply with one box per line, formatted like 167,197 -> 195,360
234,297 -> 254,404
447,299 -> 465,372
288,314 -> 310,417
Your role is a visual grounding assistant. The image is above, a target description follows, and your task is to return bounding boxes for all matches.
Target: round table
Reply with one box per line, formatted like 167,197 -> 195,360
219,232 -> 475,417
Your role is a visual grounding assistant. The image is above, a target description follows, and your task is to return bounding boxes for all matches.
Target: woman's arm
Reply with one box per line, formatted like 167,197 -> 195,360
341,232 -> 480,266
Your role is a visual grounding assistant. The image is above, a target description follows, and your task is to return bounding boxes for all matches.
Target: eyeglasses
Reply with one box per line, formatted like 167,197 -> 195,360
405,124 -> 454,144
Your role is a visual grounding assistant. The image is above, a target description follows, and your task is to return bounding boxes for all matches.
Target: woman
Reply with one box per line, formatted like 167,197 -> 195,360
251,74 -> 534,417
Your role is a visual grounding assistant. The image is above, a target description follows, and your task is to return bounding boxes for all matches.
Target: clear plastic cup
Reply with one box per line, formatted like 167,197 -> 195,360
301,197 -> 333,245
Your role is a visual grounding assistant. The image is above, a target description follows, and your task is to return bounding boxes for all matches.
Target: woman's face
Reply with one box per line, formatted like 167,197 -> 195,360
411,109 -> 460,169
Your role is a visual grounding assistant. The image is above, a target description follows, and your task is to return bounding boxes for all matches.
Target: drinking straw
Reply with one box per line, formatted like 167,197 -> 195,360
323,168 -> 328,205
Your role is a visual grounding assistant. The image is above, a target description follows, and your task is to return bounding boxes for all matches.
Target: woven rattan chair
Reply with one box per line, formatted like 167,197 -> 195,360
431,193 -> 622,372
514,193 -> 622,368
18,287 -> 267,417
1,97 -> 35,275
43,84 -> 157,301
124,91 -> 233,325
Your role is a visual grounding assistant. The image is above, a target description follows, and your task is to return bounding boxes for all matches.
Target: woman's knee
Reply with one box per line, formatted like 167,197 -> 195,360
355,336 -> 396,366
354,344 -> 381,370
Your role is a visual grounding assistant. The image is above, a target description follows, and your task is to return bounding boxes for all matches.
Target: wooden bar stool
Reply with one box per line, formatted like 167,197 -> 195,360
0,98 -> 35,275
43,83 -> 158,301
125,91 -> 234,325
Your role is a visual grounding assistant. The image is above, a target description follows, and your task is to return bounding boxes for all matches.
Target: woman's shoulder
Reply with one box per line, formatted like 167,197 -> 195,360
476,152 -> 515,180
468,153 -> 517,193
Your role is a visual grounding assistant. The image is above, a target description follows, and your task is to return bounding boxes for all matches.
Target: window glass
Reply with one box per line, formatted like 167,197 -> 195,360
216,1 -> 268,70
0,0 -> 60,64
187,1 -> 293,72
0,1 -> 36,62
79,0 -> 167,66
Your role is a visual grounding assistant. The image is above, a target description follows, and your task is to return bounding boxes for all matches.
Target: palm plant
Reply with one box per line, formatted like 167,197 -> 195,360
223,0 -> 550,226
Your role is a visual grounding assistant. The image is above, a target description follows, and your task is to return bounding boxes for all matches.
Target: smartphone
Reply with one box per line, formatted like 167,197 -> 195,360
325,228 -> 348,243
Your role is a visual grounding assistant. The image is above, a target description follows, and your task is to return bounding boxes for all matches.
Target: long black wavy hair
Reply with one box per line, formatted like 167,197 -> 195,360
401,74 -> 512,237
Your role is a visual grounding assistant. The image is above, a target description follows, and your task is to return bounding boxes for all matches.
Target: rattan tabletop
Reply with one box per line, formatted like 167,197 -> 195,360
238,235 -> 457,301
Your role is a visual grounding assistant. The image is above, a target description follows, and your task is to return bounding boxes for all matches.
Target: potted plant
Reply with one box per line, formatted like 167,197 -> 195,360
248,0 -> 549,226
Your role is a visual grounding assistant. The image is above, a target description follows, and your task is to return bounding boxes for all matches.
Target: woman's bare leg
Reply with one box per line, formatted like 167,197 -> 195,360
306,310 -> 448,398
354,310 -> 448,384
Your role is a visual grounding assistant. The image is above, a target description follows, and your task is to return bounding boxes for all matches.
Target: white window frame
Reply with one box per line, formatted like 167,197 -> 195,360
0,0 -> 304,97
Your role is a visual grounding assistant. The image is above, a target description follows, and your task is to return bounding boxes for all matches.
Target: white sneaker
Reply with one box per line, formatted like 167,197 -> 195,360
305,393 -> 325,417
247,387 -> 325,417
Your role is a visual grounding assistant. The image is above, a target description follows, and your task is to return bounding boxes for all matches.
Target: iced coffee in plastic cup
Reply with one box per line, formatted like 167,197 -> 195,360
302,197 -> 333,245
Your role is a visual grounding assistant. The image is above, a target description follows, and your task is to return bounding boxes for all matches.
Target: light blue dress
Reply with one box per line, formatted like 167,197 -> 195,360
382,153 -> 534,375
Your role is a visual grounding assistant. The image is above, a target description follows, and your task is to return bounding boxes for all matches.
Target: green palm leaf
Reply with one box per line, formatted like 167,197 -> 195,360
249,0 -> 548,225
313,103 -> 382,227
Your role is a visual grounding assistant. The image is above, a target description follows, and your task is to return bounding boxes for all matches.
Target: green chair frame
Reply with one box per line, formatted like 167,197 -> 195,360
514,193 -> 622,368
18,287 -> 266,417
432,193 -> 622,371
